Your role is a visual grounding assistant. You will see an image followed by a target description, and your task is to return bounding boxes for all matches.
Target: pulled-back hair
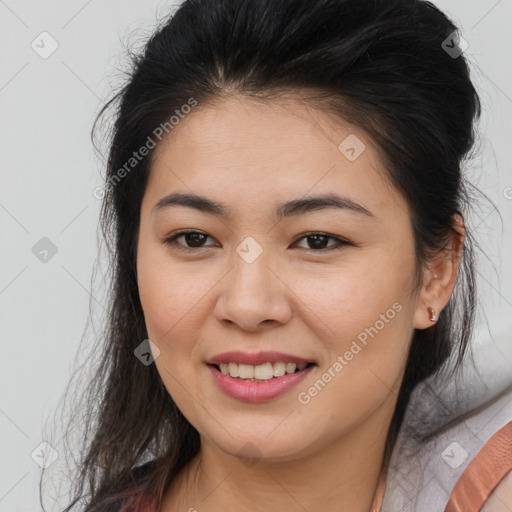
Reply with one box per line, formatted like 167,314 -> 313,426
44,1 -> 482,510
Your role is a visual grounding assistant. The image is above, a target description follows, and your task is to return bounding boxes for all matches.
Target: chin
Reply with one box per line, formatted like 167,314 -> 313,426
204,426 -> 317,464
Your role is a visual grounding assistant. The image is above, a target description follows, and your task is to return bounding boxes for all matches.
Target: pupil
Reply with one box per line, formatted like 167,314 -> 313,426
186,233 -> 206,247
308,234 -> 327,249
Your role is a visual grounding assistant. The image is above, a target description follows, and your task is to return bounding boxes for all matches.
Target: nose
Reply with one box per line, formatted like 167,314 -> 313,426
214,252 -> 293,332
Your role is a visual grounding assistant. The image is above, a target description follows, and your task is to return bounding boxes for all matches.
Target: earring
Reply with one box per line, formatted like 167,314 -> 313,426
427,307 -> 437,323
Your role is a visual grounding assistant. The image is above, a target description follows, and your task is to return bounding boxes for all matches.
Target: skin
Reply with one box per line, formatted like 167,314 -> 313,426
136,94 -> 464,512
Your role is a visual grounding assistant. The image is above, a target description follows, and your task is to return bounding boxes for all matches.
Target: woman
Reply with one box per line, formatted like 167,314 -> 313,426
47,0 -> 512,510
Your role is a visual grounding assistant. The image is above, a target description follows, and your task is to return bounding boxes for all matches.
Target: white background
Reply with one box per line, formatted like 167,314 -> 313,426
0,1 -> 511,510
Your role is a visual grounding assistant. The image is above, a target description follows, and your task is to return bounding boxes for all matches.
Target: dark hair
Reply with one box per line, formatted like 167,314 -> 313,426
43,0 -> 483,510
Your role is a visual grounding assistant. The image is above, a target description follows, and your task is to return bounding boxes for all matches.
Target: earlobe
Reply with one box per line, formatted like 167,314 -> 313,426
427,306 -> 437,323
413,304 -> 439,330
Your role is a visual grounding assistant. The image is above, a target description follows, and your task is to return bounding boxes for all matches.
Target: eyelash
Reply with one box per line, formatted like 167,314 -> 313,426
162,230 -> 352,253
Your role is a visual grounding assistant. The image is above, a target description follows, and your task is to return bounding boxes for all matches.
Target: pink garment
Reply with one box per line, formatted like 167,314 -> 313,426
443,420 -> 512,512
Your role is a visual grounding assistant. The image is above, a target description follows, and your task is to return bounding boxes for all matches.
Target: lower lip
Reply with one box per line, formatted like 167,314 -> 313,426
207,364 -> 315,402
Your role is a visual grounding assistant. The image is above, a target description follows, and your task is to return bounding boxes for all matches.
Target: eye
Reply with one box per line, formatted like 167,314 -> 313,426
292,232 -> 351,252
163,230 -> 352,253
163,231 -> 218,252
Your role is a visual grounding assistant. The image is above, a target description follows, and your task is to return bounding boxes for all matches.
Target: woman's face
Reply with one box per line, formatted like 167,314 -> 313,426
136,95 -> 426,461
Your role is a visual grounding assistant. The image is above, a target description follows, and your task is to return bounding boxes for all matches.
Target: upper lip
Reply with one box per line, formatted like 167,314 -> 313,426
207,351 -> 315,366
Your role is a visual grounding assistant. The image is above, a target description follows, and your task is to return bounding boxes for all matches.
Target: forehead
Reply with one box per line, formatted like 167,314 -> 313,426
144,95 -> 406,220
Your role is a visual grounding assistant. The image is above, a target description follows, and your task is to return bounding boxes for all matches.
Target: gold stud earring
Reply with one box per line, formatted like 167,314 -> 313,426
427,307 -> 437,323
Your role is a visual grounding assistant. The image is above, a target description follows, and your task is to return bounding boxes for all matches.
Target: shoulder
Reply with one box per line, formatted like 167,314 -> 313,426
445,420 -> 512,512
381,386 -> 512,511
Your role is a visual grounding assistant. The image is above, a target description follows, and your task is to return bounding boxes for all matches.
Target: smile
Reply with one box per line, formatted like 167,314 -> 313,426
207,362 -> 316,402
215,361 -> 312,381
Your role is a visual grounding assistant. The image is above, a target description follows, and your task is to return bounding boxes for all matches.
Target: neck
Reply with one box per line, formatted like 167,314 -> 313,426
162,396 -> 395,512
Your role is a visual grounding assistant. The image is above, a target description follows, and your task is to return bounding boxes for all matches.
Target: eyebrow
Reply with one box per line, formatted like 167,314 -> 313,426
152,192 -> 375,221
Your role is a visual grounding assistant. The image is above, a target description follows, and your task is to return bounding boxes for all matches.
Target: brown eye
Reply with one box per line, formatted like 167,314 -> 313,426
163,231 -> 218,251
293,232 -> 351,252
163,230 -> 352,253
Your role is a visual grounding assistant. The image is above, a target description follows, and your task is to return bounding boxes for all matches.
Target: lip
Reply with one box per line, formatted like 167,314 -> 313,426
207,363 -> 315,402
206,351 -> 315,366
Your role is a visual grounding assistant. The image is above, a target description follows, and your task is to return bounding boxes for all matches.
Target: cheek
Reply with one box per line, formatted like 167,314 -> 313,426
291,255 -> 413,341
288,252 -> 415,403
136,248 -> 209,417
137,246 -> 206,339
291,269 -> 413,433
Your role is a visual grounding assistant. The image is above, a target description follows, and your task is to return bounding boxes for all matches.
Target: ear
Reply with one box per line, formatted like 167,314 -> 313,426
413,215 -> 465,330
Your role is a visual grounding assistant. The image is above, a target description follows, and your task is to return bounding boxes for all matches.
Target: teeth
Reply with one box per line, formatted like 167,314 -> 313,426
254,362 -> 273,380
273,361 -> 286,377
286,362 -> 296,374
238,364 -> 254,379
217,361 -> 310,381
228,362 -> 239,377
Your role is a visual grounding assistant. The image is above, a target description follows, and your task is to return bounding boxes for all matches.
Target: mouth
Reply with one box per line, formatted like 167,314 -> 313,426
207,361 -> 317,402
208,361 -> 317,382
